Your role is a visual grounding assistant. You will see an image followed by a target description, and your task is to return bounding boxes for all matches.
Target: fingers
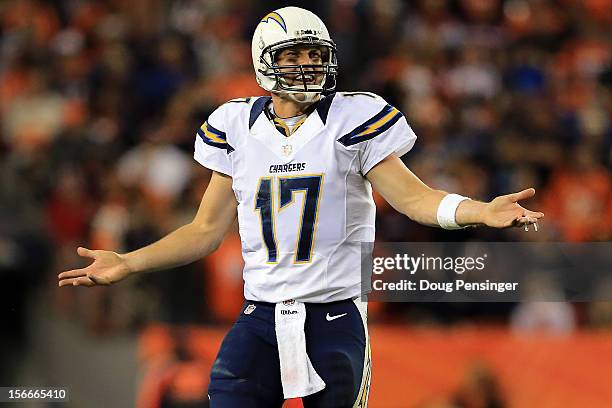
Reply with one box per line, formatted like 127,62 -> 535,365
514,207 -> 545,227
510,188 -> 536,203
58,247 -> 97,279
58,273 -> 108,287
58,246 -> 108,288
523,209 -> 545,219
77,246 -> 97,259
511,213 -> 542,232
58,276 -> 95,287
58,268 -> 88,280
514,216 -> 539,225
520,218 -> 538,232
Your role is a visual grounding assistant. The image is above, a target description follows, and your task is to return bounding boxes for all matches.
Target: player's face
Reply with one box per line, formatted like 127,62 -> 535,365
275,45 -> 326,87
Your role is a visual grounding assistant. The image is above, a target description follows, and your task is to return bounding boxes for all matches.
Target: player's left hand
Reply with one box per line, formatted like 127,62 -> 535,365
482,188 -> 544,229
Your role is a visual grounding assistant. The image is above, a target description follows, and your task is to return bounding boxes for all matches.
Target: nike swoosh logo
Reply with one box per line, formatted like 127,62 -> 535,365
326,312 -> 348,321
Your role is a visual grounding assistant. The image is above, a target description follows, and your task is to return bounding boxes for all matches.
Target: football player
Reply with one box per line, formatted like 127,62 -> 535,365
58,7 -> 543,407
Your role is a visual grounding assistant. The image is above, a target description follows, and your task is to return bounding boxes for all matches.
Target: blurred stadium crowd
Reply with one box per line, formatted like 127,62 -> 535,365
0,0 -> 610,404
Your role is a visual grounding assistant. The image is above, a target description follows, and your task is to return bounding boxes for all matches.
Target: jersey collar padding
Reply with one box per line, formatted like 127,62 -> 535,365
248,93 -> 336,130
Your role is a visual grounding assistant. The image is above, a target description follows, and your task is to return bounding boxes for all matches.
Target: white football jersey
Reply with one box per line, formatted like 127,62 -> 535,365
194,92 -> 417,302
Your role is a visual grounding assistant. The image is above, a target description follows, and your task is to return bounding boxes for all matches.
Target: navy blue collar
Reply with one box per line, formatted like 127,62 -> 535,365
248,93 -> 336,129
248,96 -> 271,129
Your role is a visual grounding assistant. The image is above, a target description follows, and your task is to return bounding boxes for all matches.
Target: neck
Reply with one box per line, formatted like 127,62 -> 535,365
271,92 -> 319,118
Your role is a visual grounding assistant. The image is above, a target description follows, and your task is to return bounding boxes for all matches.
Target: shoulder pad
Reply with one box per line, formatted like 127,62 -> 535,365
226,97 -> 254,104
327,92 -> 401,145
338,91 -> 382,100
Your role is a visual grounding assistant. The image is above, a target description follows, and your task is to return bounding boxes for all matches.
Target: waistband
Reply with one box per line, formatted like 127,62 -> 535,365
245,297 -> 359,309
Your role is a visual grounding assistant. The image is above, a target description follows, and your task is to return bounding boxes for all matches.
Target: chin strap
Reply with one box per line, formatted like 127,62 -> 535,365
286,92 -> 320,104
271,92 -> 322,113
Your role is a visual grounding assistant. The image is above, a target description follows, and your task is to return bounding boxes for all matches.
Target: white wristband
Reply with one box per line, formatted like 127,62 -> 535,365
437,194 -> 470,230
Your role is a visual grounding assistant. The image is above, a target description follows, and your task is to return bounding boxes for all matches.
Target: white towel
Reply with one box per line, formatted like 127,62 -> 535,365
274,300 -> 326,398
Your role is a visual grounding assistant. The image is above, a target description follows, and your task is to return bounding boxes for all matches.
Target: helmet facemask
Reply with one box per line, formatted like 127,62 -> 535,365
258,37 -> 338,99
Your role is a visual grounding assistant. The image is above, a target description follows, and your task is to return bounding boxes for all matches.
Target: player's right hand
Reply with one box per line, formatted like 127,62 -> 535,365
58,247 -> 132,287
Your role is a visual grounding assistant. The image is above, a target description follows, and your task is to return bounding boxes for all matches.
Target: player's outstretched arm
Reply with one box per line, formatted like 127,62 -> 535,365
58,171 -> 237,287
366,154 -> 544,229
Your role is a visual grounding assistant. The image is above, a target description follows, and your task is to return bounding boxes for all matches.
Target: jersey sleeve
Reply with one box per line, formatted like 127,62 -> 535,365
337,99 -> 417,175
359,111 -> 416,175
194,104 -> 233,176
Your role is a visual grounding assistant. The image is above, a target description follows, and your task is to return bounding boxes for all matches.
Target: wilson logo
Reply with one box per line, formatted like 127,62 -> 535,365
281,310 -> 298,315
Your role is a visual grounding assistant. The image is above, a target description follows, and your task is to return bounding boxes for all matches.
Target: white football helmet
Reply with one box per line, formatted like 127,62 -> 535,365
251,7 -> 338,103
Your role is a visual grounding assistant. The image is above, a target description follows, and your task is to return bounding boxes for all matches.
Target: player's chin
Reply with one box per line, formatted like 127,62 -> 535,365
291,92 -> 309,102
